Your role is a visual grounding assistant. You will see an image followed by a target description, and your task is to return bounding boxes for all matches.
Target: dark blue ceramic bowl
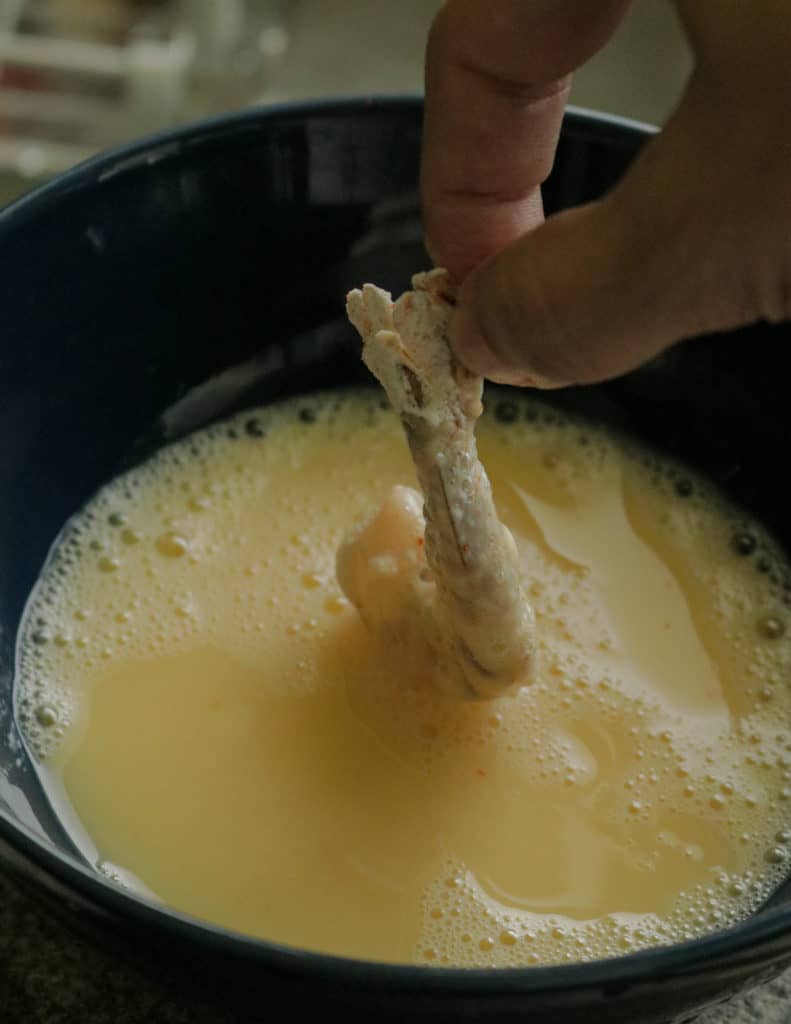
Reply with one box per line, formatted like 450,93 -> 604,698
1,98 -> 790,1024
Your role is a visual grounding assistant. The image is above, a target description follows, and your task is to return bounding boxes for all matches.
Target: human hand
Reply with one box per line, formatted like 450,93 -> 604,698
421,1 -> 791,387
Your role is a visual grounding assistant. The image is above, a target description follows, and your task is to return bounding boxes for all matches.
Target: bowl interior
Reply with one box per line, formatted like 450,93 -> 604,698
1,99 -> 791,954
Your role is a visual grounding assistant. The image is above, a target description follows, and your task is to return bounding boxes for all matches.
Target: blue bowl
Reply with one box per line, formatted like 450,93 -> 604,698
1,98 -> 790,1023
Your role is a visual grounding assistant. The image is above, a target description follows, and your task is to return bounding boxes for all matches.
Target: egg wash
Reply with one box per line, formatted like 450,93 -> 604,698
15,390 -> 791,966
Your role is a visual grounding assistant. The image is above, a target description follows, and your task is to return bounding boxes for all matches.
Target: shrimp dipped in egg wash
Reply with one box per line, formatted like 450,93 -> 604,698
340,269 -> 536,700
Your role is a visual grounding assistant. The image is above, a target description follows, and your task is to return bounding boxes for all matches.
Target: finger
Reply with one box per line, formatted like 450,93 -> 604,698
675,0 -> 791,88
421,0 -> 633,282
449,83 -> 770,388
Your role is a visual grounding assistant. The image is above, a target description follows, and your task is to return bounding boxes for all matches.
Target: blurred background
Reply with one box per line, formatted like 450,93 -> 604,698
0,0 -> 691,206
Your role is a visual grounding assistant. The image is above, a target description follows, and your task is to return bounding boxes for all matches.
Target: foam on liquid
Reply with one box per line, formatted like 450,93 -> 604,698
15,391 -> 791,966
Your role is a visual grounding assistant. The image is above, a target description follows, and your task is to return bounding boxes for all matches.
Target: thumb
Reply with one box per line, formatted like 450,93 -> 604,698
449,101 -> 763,388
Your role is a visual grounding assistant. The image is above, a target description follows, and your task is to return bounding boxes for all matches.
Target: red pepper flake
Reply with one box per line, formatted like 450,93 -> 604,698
462,544 -> 470,553
477,768 -> 486,777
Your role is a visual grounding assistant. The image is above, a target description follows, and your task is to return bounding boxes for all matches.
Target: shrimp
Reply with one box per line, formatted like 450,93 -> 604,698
339,269 -> 535,700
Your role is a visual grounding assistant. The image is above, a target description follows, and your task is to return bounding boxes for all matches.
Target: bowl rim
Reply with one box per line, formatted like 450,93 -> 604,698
1,95 -> 787,997
1,95 -> 656,229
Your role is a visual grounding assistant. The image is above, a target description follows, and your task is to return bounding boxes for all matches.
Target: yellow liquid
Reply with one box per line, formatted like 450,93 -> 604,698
16,391 -> 791,966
